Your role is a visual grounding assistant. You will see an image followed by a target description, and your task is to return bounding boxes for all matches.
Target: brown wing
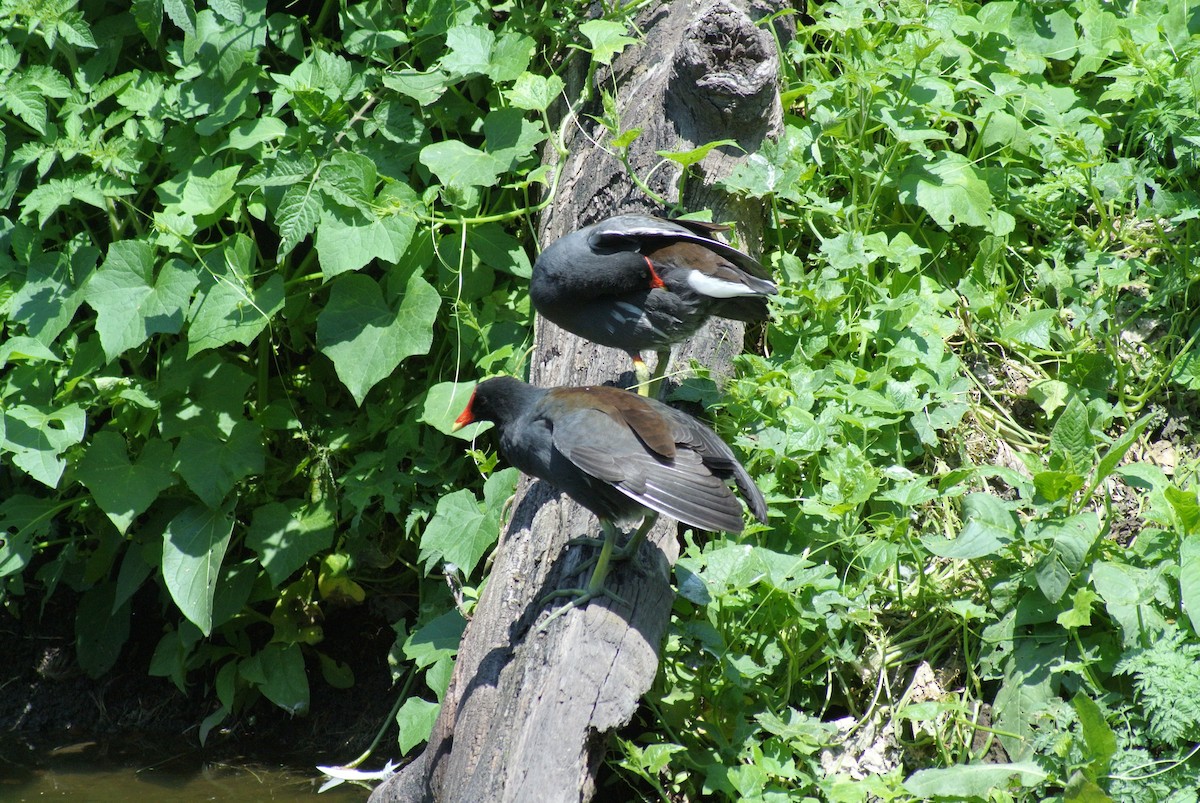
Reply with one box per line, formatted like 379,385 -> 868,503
546,386 -> 757,532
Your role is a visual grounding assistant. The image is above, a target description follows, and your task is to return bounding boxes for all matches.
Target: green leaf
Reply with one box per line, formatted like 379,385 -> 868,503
246,501 -> 335,587
419,141 -> 505,190
396,697 -> 440,754
76,432 -> 175,534
1010,7 -> 1078,60
421,381 -> 481,437
898,152 -> 998,232
488,31 -> 534,83
174,419 -> 264,507
1181,535 -> 1200,636
176,162 -> 241,217
21,175 -> 134,227
1049,395 -> 1092,473
187,237 -> 284,356
241,643 -> 309,715
441,24 -> 494,78
658,139 -> 740,168
420,488 -> 498,578
1057,587 -> 1099,629
75,584 -> 131,678
999,308 -> 1056,350
315,205 -> 416,278
2,403 -> 87,487
1030,513 -> 1099,603
163,0 -> 196,36
903,762 -> 1047,796
86,241 -> 198,362
923,493 -> 1016,558
161,502 -> 235,636
0,336 -> 60,367
1033,470 -> 1084,504
507,72 -> 564,112
275,179 -> 323,258
403,610 -> 464,670
1071,692 -> 1116,779
1086,412 -> 1152,497
578,19 -> 636,66
469,223 -> 532,278
1028,379 -> 1070,416
382,68 -> 449,104
0,496 -> 55,578
317,271 -> 440,405
483,108 -> 546,170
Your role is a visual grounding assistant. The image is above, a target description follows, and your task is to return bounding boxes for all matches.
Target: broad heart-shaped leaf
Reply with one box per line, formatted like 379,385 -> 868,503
418,141 -> 505,190
506,72 -> 564,112
419,468 -> 518,578
240,643 -> 309,715
317,270 -> 440,405
403,609 -> 465,670
923,492 -> 1017,558
397,697 -> 440,754
421,380 -> 481,437
86,241 -> 198,362
440,23 -> 495,78
903,762 -> 1047,797
578,19 -> 636,65
898,152 -> 994,231
76,432 -> 176,534
246,501 -> 335,587
0,496 -> 58,578
9,246 -> 99,346
187,247 -> 284,357
482,108 -> 546,171
315,204 -> 416,278
161,502 -> 235,636
1180,535 -> 1200,636
75,584 -> 131,678
998,307 -> 1056,350
173,419 -> 264,507
2,403 -> 87,488
468,222 -> 532,279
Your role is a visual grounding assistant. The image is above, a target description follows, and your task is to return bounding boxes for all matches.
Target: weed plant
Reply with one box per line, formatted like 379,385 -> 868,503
2,0 -> 1200,800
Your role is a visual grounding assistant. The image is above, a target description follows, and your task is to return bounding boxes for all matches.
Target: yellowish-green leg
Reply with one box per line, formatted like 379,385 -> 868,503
648,348 -> 671,398
632,354 -> 652,396
536,515 -> 658,632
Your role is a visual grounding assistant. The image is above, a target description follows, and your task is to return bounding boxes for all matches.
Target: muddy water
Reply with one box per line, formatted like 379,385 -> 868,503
0,739 -> 373,801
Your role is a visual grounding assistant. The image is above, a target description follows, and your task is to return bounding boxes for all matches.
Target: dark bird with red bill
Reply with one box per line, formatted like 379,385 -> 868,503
530,215 -> 777,395
453,376 -> 768,618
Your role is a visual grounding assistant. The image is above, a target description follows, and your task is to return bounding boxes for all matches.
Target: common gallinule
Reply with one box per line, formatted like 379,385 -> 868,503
530,215 -> 778,395
453,376 -> 767,618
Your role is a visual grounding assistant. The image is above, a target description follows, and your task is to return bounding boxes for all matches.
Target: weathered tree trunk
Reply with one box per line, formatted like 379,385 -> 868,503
370,2 -> 782,800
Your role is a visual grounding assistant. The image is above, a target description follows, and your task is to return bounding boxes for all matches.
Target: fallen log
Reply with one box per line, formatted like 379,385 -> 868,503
369,2 -> 783,799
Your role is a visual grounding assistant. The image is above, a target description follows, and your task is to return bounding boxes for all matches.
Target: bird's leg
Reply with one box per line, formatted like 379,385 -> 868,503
536,518 -> 653,632
563,513 -> 657,580
647,348 -> 671,398
631,353 -> 652,396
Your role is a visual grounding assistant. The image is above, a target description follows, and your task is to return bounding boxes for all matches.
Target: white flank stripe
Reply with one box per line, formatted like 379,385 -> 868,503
685,270 -> 761,298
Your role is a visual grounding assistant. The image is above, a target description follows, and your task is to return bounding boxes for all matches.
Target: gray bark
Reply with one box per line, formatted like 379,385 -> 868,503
370,2 -> 782,800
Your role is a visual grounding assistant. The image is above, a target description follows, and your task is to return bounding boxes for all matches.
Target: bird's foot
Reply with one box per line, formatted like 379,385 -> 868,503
563,533 -> 646,582
533,586 -> 627,633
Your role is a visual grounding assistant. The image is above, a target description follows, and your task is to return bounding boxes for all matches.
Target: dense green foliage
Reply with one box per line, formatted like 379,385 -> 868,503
3,0 -> 1200,800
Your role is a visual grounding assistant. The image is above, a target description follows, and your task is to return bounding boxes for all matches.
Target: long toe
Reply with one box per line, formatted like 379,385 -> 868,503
534,586 -> 628,633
